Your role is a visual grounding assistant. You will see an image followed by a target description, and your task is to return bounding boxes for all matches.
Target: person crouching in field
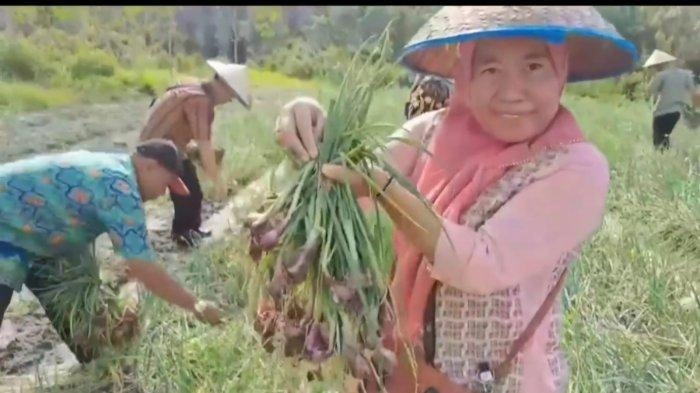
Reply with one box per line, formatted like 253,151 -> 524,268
0,139 -> 224,364
273,6 -> 637,393
140,60 -> 252,248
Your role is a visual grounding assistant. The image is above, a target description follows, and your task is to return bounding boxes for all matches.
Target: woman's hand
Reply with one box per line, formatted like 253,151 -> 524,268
320,164 -> 390,199
321,163 -> 442,262
274,97 -> 327,164
384,340 -> 470,393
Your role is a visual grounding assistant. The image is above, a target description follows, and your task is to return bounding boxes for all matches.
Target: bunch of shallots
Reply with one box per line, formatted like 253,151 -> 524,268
246,26 -> 427,385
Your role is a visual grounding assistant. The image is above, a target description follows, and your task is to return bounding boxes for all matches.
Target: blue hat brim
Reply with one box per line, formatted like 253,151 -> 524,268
399,25 -> 639,83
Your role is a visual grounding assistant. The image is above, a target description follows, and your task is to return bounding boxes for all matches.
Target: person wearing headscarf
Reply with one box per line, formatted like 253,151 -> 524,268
272,6 -> 637,392
405,75 -> 453,120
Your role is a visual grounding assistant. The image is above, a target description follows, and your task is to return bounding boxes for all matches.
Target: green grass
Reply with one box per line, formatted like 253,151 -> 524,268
31,85 -> 700,392
0,82 -> 77,114
560,95 -> 700,393
0,32 -> 321,117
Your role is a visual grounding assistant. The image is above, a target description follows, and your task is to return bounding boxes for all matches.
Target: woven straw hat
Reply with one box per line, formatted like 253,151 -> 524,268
643,49 -> 677,68
399,6 -> 638,82
206,59 -> 252,109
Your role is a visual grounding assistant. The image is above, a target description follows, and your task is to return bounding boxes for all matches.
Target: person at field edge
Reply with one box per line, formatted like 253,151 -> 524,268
643,49 -> 696,150
405,75 -> 453,120
140,59 -> 252,249
0,139 -> 224,364
272,6 -> 637,393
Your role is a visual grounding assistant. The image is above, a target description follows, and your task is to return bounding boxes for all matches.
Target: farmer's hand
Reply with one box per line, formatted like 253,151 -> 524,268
323,161 -> 442,263
192,299 -> 224,325
320,164 -> 390,199
275,97 -> 326,164
383,340 -> 422,392
385,341 -> 469,393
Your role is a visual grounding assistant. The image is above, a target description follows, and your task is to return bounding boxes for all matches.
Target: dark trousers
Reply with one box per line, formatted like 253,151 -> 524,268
170,159 -> 204,235
0,259 -> 95,364
653,111 -> 681,150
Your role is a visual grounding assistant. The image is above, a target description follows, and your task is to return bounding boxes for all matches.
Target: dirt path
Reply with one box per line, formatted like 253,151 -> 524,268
0,99 -> 249,391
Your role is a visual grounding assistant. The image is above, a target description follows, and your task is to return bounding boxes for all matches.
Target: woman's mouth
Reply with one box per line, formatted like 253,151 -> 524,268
496,111 -> 532,119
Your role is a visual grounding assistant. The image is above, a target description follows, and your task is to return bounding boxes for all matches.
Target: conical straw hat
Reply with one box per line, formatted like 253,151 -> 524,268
399,6 -> 638,83
643,49 -> 677,68
206,59 -> 252,109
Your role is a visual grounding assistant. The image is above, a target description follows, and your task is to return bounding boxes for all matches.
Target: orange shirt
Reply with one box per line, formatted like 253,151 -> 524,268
140,84 -> 215,151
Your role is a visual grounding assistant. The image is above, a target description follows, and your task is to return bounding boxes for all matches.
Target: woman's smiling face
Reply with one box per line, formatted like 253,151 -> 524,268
469,38 -> 565,143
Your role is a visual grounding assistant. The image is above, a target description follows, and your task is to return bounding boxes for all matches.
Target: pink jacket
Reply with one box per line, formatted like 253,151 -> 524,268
377,111 -> 610,392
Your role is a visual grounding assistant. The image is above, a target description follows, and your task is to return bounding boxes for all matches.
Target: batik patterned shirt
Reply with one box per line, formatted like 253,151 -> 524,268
0,151 -> 156,291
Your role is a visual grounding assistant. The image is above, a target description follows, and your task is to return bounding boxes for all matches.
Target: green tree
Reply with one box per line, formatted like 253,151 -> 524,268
643,6 -> 700,72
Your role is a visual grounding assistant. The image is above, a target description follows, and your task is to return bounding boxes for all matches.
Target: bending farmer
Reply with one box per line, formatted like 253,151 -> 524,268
140,60 -> 252,248
0,139 -> 223,364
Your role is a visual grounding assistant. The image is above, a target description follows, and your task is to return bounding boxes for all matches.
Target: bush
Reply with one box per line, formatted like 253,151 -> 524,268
566,79 -> 620,100
134,68 -> 174,96
70,49 -> 119,79
249,69 -> 317,90
260,39 -> 410,87
0,40 -> 51,81
72,76 -> 130,102
617,71 -> 648,102
261,39 -> 319,80
175,53 -> 201,73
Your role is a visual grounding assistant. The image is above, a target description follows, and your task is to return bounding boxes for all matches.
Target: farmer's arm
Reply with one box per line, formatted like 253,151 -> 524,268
97,178 -> 219,323
106,224 -> 220,323
123,259 -> 196,311
350,111 -> 440,209
100,209 -> 199,311
374,147 -> 609,295
185,96 -> 219,183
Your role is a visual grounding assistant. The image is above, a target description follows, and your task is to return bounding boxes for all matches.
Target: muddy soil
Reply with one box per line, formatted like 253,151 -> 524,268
0,100 -> 150,164
0,99 -> 243,391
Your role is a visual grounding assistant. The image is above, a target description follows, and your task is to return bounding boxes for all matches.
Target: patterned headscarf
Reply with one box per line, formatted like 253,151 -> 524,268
404,75 -> 452,120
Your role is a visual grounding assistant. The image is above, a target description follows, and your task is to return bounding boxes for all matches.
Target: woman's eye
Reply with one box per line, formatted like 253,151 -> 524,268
528,63 -> 544,71
481,67 -> 497,75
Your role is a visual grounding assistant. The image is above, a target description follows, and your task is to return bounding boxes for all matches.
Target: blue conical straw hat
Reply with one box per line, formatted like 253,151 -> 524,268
399,6 -> 639,83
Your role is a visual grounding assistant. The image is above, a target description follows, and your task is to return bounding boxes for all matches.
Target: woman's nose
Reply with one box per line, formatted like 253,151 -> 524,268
497,71 -> 528,102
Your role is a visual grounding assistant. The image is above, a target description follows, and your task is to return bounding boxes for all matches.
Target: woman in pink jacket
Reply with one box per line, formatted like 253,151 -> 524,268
274,6 -> 637,393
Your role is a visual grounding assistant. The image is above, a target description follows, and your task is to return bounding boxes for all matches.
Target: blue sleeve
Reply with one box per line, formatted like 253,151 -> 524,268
96,172 -> 157,263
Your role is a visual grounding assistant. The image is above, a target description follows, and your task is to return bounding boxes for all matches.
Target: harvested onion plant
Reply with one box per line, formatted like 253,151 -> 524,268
247,27 -> 433,385
36,244 -> 141,362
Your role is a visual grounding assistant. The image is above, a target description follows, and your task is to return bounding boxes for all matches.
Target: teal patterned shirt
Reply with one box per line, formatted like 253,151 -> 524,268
0,151 -> 156,291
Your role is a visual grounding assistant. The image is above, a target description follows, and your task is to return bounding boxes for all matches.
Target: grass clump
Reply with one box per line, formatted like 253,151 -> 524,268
70,49 -> 119,80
